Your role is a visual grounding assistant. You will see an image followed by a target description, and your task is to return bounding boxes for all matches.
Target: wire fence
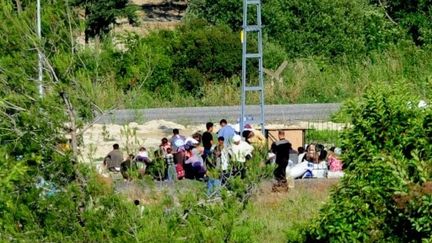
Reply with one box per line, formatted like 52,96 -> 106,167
303,120 -> 347,147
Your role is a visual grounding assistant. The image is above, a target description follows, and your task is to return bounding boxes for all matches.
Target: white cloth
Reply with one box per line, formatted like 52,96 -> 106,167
327,171 -> 344,178
137,151 -> 149,158
228,141 -> 253,163
287,161 -> 311,179
185,137 -> 199,145
268,152 -> 276,163
298,152 -> 306,163
220,148 -> 229,171
312,161 -> 328,178
185,148 -> 203,165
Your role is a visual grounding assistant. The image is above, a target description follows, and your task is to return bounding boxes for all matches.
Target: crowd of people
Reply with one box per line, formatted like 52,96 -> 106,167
100,119 -> 344,194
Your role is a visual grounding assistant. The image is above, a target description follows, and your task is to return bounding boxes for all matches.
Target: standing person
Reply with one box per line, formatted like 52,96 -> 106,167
213,136 -> 229,184
217,119 -> 236,146
170,128 -> 186,165
185,148 -> 206,180
271,130 -> 292,190
164,148 -> 176,182
159,137 -> 171,155
170,129 -> 186,153
202,122 -> 214,163
104,144 -> 123,172
228,135 -> 254,179
213,137 -> 226,167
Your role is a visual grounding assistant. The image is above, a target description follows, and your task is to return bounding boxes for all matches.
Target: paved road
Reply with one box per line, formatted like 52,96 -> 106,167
96,103 -> 341,124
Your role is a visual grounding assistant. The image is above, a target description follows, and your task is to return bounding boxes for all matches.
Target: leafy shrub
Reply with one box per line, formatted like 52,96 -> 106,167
305,83 -> 432,241
171,19 -> 241,90
339,84 -> 432,170
369,0 -> 432,47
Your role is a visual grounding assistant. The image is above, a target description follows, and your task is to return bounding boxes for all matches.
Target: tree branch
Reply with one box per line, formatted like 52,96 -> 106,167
378,0 -> 398,25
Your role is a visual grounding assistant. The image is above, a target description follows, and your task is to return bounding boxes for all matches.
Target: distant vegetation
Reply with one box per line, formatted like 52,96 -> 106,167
2,0 -> 432,114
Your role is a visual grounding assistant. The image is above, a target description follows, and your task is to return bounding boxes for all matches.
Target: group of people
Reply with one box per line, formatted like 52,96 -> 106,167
269,131 -> 344,191
102,119 -> 256,192
101,119 -> 344,194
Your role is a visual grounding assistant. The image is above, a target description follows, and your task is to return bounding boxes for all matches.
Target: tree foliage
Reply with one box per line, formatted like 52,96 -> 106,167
370,0 -> 432,46
188,0 -> 407,57
71,0 -> 138,41
306,84 -> 432,241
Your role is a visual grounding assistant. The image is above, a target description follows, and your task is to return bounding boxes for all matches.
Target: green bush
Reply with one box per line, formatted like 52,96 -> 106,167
171,19 -> 241,89
305,83 -> 432,241
369,0 -> 432,47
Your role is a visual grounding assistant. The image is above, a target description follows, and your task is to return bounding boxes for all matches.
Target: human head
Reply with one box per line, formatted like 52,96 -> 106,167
219,119 -> 227,127
298,146 -> 305,154
113,144 -> 120,150
139,147 -> 146,152
232,134 -> 241,145
161,137 -> 168,144
315,144 -> 326,161
334,147 -> 342,156
191,148 -> 201,156
218,136 -> 224,145
192,133 -> 202,143
278,130 -> 285,140
306,143 -> 318,162
173,129 -> 180,135
167,147 -> 172,154
206,122 -> 214,132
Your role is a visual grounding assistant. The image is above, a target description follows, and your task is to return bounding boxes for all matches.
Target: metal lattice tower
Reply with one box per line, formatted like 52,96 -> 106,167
240,0 -> 265,135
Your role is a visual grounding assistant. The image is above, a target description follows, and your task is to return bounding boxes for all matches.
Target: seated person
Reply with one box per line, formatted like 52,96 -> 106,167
311,144 -> 328,178
327,147 -> 344,178
288,143 -> 320,179
104,144 -> 123,172
136,147 -> 151,164
297,146 -> 306,162
328,147 -> 343,171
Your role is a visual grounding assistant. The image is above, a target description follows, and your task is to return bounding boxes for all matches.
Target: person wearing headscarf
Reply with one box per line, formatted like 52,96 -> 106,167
227,135 -> 254,179
185,148 -> 206,180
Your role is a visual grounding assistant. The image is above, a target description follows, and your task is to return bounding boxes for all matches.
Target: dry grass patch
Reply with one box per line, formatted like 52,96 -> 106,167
245,179 -> 339,242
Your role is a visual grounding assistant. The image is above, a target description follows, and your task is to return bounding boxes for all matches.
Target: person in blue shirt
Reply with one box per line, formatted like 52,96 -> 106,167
217,119 -> 236,145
